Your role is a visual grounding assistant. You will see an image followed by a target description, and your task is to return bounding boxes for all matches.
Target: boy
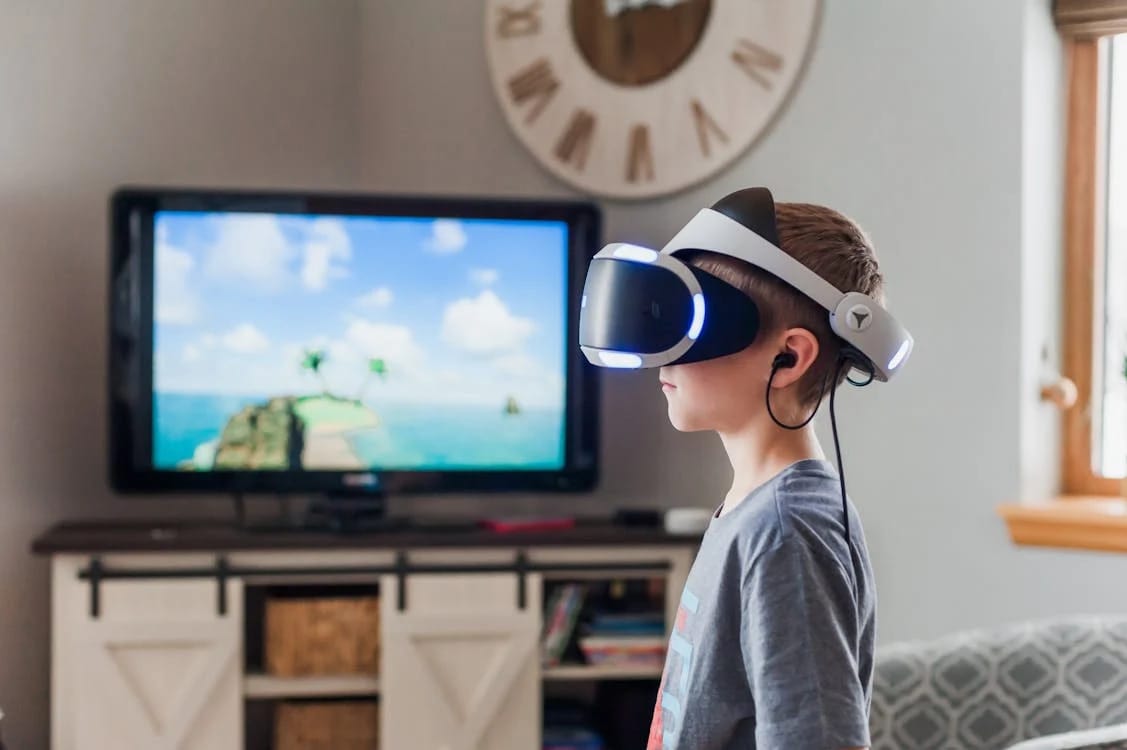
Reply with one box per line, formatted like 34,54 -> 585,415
650,196 -> 880,750
578,188 -> 907,750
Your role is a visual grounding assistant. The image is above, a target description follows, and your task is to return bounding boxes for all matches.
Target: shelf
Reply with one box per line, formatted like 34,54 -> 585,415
543,663 -> 663,681
243,673 -> 380,699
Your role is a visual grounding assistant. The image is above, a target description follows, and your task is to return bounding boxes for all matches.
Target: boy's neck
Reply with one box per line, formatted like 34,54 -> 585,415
717,420 -> 825,516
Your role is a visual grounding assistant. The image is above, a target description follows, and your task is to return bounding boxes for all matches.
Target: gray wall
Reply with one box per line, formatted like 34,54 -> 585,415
0,2 -> 361,746
2,0 -> 1125,747
359,0 -> 1127,651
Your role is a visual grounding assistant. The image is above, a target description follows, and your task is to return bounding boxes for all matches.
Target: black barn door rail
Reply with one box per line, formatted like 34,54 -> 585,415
77,553 -> 671,618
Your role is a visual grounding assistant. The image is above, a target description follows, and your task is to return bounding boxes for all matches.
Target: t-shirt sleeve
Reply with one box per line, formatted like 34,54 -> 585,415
741,536 -> 871,749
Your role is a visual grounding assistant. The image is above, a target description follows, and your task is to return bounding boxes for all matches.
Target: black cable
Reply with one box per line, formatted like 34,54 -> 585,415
765,361 -> 835,431
767,353 -> 876,551
829,357 -> 851,547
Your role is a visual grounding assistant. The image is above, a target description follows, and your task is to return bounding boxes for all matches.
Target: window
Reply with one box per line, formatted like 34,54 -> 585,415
1063,28 -> 1127,495
998,6 -> 1127,551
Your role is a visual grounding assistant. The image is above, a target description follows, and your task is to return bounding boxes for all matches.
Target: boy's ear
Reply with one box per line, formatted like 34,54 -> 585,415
769,328 -> 820,389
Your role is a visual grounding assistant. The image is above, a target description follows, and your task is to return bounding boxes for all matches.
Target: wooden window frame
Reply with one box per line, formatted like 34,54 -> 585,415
1000,13 -> 1127,552
1061,36 -> 1118,496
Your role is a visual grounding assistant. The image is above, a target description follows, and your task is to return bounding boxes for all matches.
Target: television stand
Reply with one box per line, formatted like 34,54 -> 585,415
33,520 -> 697,749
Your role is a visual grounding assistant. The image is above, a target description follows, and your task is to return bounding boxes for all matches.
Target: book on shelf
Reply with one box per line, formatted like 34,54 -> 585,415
585,612 -> 665,637
577,635 -> 667,668
541,583 -> 585,667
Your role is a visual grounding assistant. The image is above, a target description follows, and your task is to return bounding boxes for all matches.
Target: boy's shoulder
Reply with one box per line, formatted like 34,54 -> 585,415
720,458 -> 855,562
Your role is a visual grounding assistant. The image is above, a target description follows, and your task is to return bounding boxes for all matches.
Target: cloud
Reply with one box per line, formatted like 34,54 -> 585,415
182,344 -> 202,363
492,352 -> 544,378
437,369 -> 468,386
426,219 -> 467,254
356,286 -> 394,309
342,319 -> 425,369
201,334 -> 218,349
301,218 -> 352,292
203,213 -> 295,292
491,353 -> 565,408
470,268 -> 499,286
155,243 -> 198,325
281,341 -> 307,368
441,290 -> 534,354
221,323 -> 270,354
292,327 -> 423,400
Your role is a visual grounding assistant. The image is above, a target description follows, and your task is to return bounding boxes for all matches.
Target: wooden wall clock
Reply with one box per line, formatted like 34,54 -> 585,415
484,0 -> 823,200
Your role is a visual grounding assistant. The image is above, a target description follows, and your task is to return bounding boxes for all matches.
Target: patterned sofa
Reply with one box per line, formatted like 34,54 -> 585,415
870,616 -> 1127,750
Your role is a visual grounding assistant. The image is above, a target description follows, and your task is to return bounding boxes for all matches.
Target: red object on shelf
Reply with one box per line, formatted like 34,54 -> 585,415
478,517 -> 577,533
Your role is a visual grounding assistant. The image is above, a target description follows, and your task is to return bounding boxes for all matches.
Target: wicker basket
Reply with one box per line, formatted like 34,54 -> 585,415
275,701 -> 379,750
265,595 -> 380,676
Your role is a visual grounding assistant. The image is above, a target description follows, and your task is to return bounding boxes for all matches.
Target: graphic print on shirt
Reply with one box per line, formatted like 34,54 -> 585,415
646,587 -> 700,750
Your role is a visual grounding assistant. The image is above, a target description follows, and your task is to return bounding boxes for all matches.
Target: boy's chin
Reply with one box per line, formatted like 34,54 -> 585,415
666,407 -> 712,433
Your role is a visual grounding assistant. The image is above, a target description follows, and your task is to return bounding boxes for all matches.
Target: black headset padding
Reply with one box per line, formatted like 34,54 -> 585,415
709,187 -> 781,248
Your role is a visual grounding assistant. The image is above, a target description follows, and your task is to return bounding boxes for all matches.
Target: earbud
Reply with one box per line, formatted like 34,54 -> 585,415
772,352 -> 797,370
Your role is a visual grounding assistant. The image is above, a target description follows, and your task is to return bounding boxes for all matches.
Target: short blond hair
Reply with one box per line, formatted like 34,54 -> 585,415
686,202 -> 884,405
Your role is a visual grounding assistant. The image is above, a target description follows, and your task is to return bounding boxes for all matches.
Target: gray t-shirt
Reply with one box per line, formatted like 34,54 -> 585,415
647,459 -> 876,750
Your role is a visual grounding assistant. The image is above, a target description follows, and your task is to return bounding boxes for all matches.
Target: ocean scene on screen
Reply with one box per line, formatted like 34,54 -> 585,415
152,211 -> 569,471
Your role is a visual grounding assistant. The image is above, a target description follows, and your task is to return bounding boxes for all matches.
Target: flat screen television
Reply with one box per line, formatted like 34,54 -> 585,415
108,187 -> 601,498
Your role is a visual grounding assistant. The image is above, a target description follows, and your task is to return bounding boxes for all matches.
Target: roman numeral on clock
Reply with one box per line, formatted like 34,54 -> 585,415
690,99 -> 728,157
507,58 -> 559,124
626,124 -> 654,183
495,2 -> 541,38
554,109 -> 597,171
732,39 -> 783,90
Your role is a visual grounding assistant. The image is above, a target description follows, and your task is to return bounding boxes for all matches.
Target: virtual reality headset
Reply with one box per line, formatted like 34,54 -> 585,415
578,188 -> 913,382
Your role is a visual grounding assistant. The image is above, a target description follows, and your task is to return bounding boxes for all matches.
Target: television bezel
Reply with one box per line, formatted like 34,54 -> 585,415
107,186 -> 601,496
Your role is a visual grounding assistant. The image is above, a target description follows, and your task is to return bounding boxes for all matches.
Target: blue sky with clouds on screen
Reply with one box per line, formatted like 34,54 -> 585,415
152,211 -> 569,408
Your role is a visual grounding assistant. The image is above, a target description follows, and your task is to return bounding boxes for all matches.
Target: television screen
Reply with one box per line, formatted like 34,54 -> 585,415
109,189 -> 600,495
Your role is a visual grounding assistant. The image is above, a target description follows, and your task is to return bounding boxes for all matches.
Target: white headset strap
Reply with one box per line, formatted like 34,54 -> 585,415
661,208 -> 845,312
659,207 -> 913,381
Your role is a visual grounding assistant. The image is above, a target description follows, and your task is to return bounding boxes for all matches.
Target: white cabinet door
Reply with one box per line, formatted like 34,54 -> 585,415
380,573 -> 541,750
68,578 -> 243,750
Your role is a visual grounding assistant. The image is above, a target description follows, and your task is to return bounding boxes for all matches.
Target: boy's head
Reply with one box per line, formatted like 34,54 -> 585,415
659,202 -> 884,433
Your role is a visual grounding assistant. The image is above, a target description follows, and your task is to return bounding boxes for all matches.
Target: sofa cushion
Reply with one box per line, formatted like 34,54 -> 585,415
871,617 -> 1127,750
